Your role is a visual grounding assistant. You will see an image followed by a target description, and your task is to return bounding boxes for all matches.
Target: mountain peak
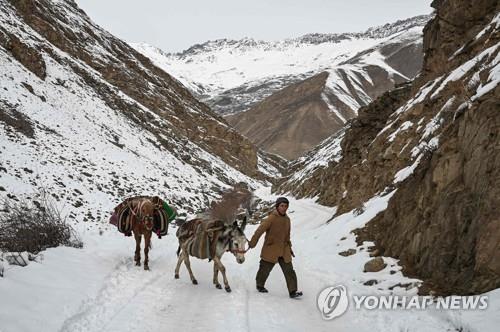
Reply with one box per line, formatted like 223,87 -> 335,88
167,14 -> 432,57
363,14 -> 432,38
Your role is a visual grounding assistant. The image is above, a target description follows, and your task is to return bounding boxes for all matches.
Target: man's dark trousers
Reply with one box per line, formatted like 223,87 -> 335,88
256,257 -> 297,293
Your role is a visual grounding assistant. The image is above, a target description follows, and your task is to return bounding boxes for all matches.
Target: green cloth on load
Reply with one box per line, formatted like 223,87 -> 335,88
162,202 -> 177,222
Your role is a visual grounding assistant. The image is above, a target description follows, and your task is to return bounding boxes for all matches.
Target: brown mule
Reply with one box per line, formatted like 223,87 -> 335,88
129,198 -> 155,270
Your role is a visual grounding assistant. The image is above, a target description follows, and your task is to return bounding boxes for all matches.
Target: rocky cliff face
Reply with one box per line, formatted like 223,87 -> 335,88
277,0 -> 500,295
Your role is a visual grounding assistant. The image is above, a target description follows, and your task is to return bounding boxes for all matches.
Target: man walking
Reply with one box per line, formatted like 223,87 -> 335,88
248,197 -> 303,298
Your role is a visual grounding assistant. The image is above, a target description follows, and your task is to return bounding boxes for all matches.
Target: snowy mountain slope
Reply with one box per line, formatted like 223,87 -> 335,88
275,82 -> 414,197
0,0 -> 272,180
275,128 -> 346,193
0,51 -> 258,216
0,0 -> 276,218
224,25 -> 423,160
1,188 -> 498,332
225,72 -> 351,160
132,15 -> 429,116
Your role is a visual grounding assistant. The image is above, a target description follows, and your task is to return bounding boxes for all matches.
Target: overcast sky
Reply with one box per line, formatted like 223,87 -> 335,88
75,0 -> 433,53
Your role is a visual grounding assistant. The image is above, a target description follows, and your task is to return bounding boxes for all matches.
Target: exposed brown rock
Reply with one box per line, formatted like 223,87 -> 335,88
0,31 -> 46,80
0,100 -> 35,139
355,0 -> 500,295
359,93 -> 500,295
363,279 -> 379,286
420,0 -> 498,83
339,249 -> 357,257
364,257 -> 387,272
383,42 -> 423,80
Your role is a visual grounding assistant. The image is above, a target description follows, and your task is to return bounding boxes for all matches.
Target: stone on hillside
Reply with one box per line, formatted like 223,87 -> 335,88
363,279 -> 379,286
339,249 -> 357,257
364,257 -> 387,272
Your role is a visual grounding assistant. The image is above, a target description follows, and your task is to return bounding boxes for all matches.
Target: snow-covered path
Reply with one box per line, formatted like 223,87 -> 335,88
1,188 -> 498,332
55,190 -> 337,332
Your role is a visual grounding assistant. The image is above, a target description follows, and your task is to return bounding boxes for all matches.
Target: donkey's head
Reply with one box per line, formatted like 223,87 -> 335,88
225,217 -> 247,264
137,199 -> 155,231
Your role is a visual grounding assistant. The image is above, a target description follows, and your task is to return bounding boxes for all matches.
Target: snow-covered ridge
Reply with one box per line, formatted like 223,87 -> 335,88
132,15 -> 429,118
132,21 -> 427,94
164,15 -> 431,57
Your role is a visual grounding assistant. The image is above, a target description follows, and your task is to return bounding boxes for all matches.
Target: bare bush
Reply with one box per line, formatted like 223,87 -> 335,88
0,194 -> 82,255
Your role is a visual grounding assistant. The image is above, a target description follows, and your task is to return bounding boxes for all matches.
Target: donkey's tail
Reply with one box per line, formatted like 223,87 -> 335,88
176,245 -> 181,257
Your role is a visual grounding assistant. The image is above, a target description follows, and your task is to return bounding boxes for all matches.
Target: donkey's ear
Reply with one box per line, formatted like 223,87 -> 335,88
241,216 -> 247,231
233,220 -> 238,228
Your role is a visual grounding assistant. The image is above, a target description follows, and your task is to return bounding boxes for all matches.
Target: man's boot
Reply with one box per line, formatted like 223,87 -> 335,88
257,286 -> 269,293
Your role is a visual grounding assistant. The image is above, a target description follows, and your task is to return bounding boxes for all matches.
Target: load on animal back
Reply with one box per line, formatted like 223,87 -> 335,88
109,195 -> 177,270
176,186 -> 252,260
110,196 -> 176,238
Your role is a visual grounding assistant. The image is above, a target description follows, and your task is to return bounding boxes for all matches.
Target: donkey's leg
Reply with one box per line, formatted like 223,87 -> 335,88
134,232 -> 142,266
213,256 -> 231,292
143,232 -> 151,271
175,250 -> 183,279
213,262 -> 222,289
183,253 -> 197,285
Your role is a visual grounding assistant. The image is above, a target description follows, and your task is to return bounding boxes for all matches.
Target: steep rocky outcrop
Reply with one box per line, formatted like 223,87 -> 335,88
277,0 -> 500,295
419,0 -> 498,83
357,0 -> 500,295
